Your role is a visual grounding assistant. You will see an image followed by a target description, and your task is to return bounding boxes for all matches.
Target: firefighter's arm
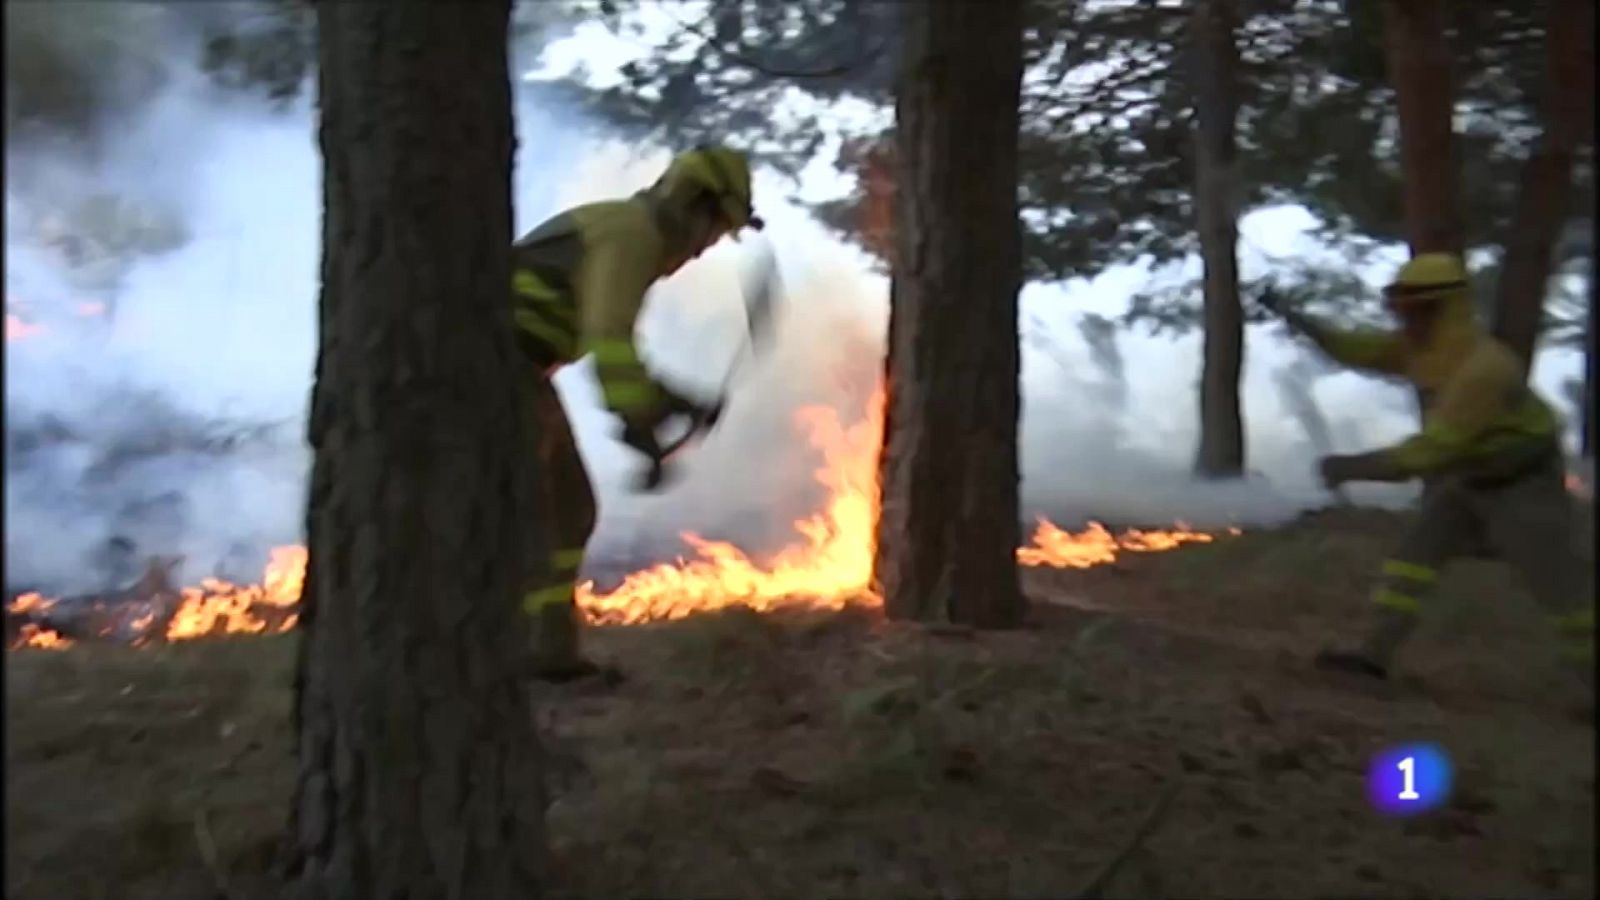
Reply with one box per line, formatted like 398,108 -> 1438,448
1292,314 -> 1406,375
577,240 -> 668,428
1376,348 -> 1516,477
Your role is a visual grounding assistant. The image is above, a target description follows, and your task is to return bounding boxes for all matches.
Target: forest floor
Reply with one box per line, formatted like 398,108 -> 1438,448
6,506 -> 1595,899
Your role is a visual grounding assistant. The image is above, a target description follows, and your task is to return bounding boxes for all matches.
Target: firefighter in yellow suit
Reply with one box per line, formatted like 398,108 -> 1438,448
1263,252 -> 1593,687
512,146 -> 763,681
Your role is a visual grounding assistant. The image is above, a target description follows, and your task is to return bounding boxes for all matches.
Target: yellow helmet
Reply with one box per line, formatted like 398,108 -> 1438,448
658,145 -> 763,232
1384,252 -> 1469,306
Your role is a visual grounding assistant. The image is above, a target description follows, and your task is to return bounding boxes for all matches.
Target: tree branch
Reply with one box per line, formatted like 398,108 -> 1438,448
660,3 -> 888,80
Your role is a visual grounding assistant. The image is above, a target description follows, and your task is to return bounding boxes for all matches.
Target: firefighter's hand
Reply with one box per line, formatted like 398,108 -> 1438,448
697,397 -> 724,429
660,385 -> 722,429
619,419 -> 664,463
620,421 -> 676,492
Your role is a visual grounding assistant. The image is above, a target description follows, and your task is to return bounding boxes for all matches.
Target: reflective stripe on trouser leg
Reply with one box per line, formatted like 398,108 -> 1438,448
1359,558 -> 1434,669
521,547 -> 586,614
1550,607 -> 1595,663
1372,558 -> 1436,616
526,547 -> 587,670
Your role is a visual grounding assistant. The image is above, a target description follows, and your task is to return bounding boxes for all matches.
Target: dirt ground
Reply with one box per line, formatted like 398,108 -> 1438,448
6,507 -> 1595,899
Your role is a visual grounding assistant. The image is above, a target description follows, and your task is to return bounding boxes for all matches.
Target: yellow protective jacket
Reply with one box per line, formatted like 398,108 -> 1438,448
511,193 -> 696,420
1299,290 -> 1561,479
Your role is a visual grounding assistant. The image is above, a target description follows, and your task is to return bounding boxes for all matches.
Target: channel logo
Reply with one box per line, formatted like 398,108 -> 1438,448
1367,743 -> 1453,816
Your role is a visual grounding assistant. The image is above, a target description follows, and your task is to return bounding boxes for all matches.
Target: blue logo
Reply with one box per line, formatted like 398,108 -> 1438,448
1367,743 -> 1453,816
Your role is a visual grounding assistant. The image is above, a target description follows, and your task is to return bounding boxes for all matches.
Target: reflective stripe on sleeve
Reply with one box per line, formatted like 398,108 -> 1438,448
600,379 -> 659,413
586,337 -> 641,368
514,307 -> 577,357
514,269 -> 559,302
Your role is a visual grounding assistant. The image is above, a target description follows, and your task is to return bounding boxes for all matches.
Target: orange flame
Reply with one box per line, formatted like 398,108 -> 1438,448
1017,520 -> 1240,568
577,385 -> 1239,623
164,545 -> 306,640
578,391 -> 885,624
7,385 -> 1239,646
8,592 -> 54,615
7,593 -> 73,649
14,623 -> 73,649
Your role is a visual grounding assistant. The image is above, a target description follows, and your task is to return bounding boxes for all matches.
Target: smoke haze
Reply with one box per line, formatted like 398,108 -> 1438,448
4,14 -> 1587,596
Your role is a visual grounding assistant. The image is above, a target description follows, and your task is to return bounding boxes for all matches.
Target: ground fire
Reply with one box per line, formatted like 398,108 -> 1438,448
6,386 -> 1238,649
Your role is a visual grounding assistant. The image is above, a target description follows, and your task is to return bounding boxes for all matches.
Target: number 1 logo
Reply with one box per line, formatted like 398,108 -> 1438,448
1368,744 -> 1452,815
1396,756 -> 1420,800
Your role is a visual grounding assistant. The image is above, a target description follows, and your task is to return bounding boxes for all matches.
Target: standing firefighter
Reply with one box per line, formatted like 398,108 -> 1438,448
1262,252 -> 1593,688
513,146 -> 763,681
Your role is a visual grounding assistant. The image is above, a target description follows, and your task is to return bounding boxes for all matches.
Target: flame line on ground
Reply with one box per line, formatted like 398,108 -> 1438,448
6,389 -> 1240,648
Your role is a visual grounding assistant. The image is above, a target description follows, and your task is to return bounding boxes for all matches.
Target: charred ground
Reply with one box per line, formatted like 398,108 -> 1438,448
5,507 -> 1594,899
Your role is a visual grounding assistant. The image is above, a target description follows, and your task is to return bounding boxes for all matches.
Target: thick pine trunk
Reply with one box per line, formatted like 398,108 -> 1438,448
1191,0 -> 1245,480
290,4 -> 546,897
1491,0 -> 1595,373
1381,0 -> 1464,258
875,0 -> 1026,629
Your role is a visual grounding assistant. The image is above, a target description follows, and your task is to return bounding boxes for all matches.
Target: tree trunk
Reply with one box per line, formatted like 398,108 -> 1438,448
1381,0 -> 1464,258
1381,0 -> 1463,488
1491,0 -> 1595,373
875,0 -> 1026,629
290,4 -> 545,897
1585,268 -> 1596,459
1190,0 -> 1245,480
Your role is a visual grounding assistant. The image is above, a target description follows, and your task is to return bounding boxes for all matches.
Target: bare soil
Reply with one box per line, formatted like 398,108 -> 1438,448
6,508 -> 1594,899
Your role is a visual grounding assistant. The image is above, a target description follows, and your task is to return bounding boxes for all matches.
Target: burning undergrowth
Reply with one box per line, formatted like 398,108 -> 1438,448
8,382 -> 1242,650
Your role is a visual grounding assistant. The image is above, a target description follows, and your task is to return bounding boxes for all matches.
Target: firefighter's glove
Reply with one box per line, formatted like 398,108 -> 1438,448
620,420 -> 676,492
620,419 -> 665,465
651,385 -> 722,436
1319,451 -> 1407,488
662,386 -> 723,428
697,397 -> 724,429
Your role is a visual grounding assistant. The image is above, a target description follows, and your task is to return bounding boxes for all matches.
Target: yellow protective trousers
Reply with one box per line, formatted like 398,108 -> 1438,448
520,371 -> 597,672
1372,455 -> 1594,664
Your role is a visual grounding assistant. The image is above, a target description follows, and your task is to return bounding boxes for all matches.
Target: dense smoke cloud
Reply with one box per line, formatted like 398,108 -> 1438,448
4,10 -> 1586,597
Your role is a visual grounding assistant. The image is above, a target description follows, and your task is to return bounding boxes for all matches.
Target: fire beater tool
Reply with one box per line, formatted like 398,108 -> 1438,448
632,237 -> 782,491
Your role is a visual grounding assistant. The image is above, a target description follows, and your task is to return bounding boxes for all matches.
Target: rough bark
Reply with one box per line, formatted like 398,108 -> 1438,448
875,0 -> 1026,628
1381,0 -> 1464,257
1190,0 -> 1245,480
290,3 -> 546,898
1491,0 -> 1595,372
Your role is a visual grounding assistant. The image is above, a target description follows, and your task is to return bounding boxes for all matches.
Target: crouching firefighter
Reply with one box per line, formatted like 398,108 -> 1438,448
1261,252 -> 1594,690
511,145 -> 764,682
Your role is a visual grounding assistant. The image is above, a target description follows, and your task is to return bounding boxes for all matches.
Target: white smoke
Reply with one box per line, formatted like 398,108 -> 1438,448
4,18 -> 1587,597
